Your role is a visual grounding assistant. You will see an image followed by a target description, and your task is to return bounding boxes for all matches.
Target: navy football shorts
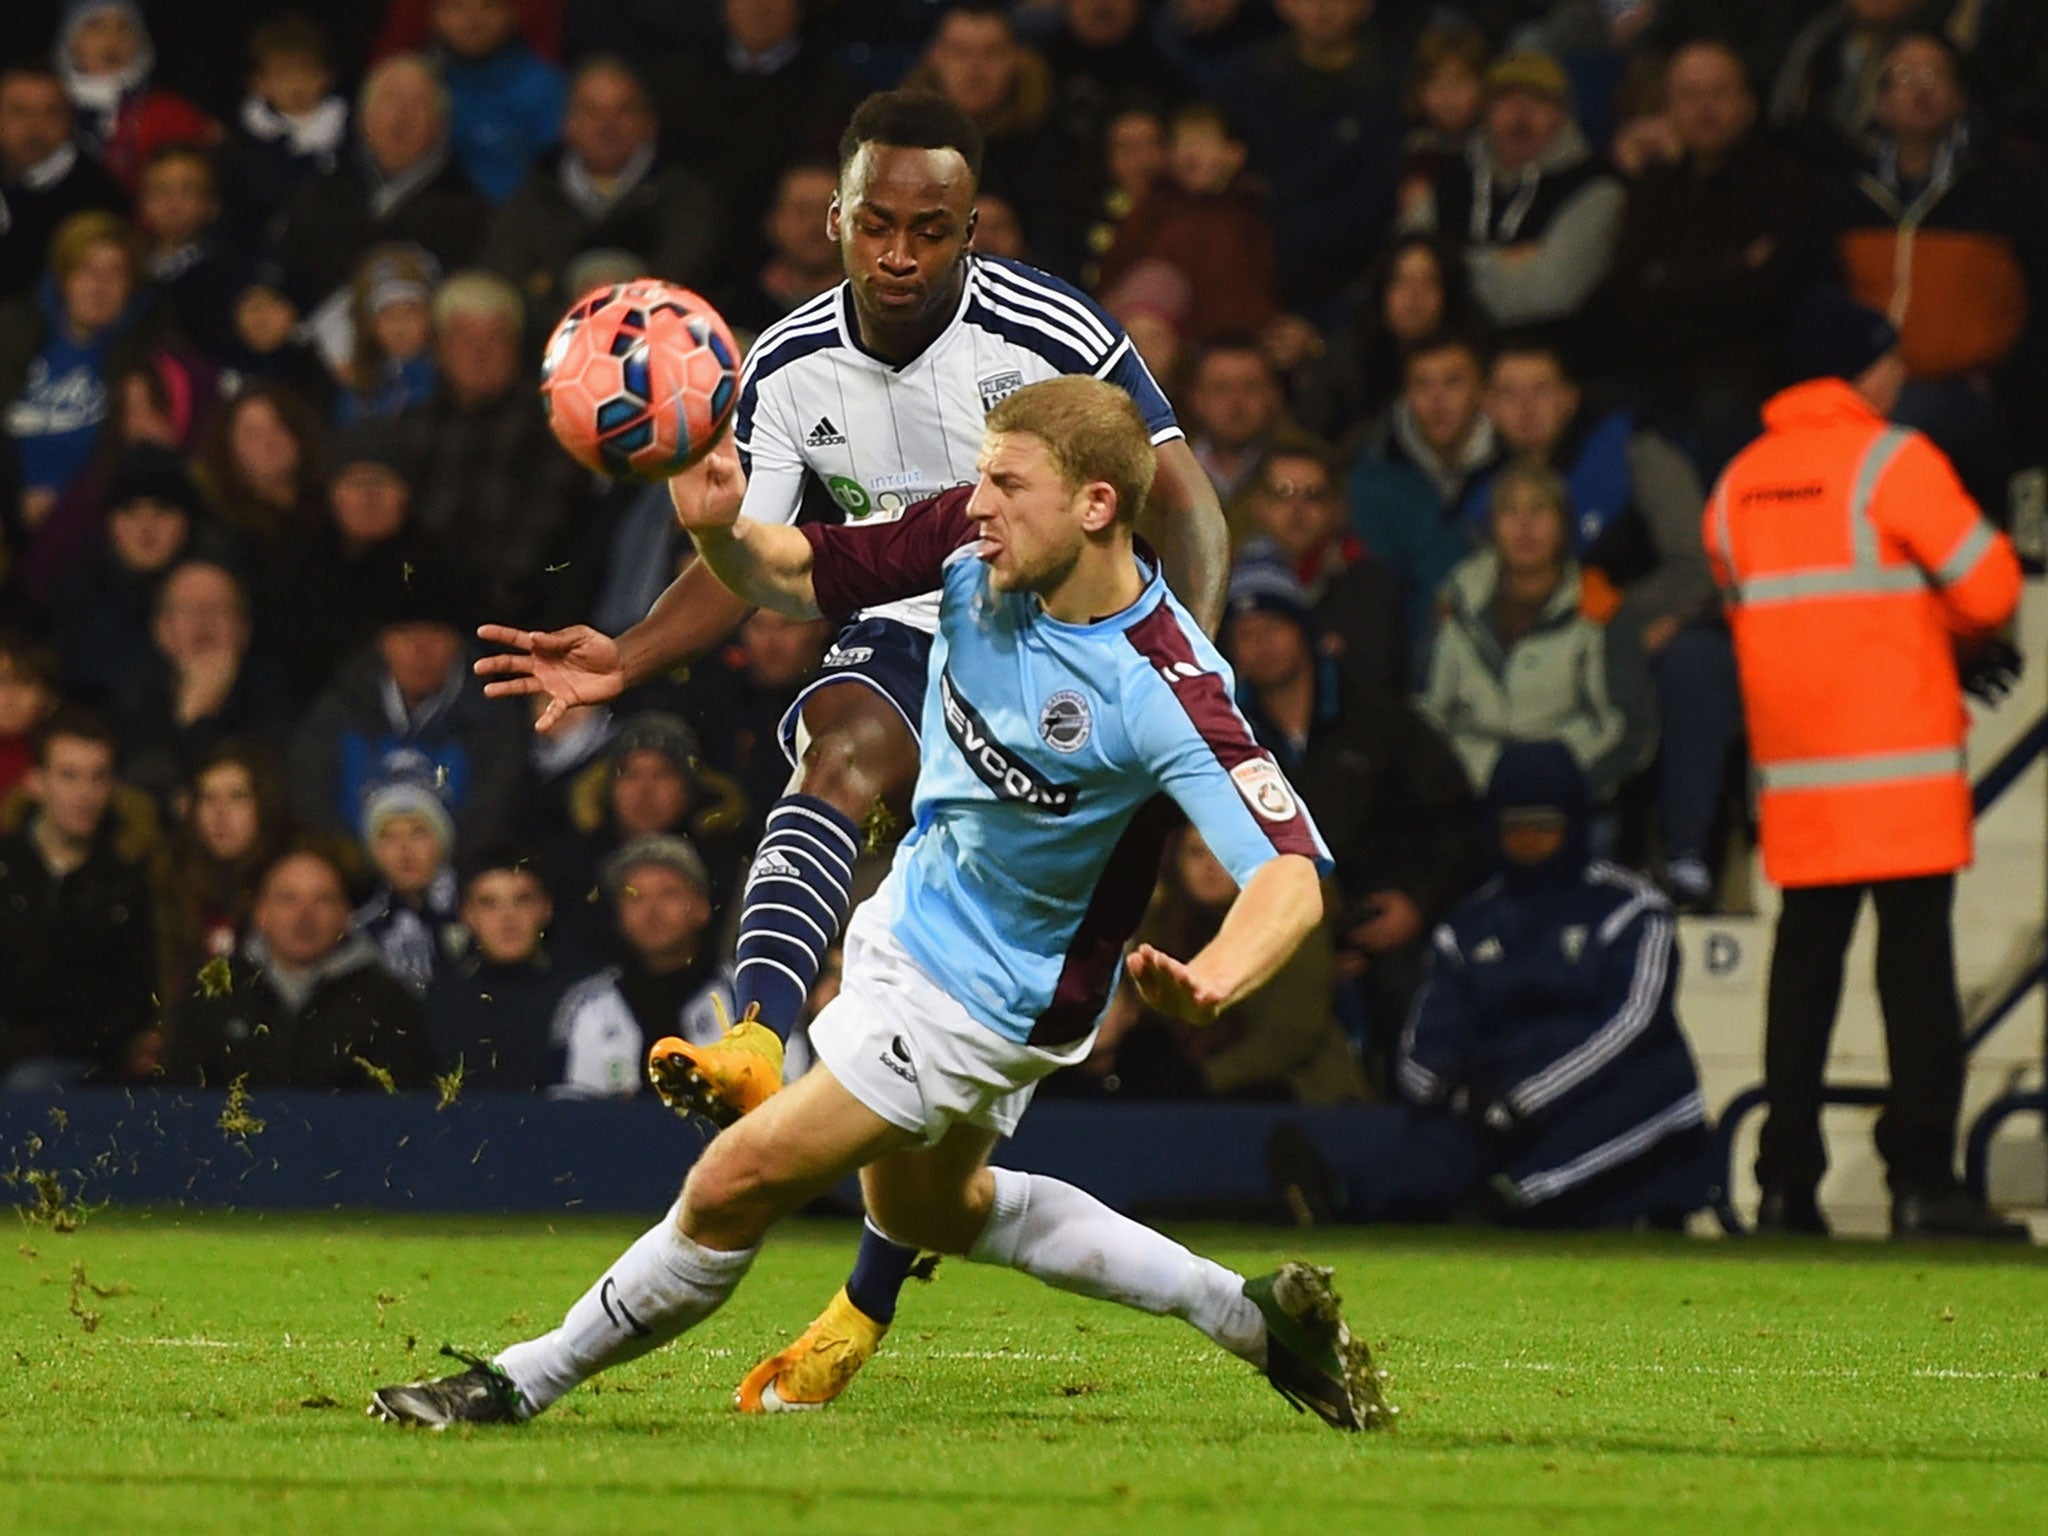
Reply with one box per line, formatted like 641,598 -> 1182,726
776,616 -> 933,765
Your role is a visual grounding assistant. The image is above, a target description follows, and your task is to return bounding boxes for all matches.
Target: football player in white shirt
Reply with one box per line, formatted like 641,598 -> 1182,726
475,91 -> 1227,1407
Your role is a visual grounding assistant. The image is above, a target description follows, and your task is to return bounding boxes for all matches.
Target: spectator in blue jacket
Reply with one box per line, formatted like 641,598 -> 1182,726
428,0 -> 566,203
1270,740 -> 1714,1229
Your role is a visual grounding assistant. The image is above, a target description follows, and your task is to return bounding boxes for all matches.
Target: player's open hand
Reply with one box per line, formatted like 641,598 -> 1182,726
474,623 -> 625,732
668,430 -> 747,533
1126,943 -> 1227,1028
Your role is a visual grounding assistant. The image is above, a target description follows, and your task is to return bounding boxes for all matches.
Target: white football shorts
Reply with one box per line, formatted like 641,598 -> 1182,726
808,898 -> 1096,1147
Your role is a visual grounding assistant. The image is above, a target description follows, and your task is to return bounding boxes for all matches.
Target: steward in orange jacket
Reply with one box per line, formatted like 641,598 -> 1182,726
1706,384 -> 2019,889
1709,288 -> 2027,1242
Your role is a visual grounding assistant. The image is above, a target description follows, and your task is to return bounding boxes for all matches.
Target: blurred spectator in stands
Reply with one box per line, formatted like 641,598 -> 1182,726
726,160 -> 838,337
377,0 -> 565,63
1183,335 -> 1285,504
1272,741 -> 1711,1228
482,57 -> 718,325
1238,443 -> 1405,696
1074,824 -> 1365,1102
674,607 -> 832,848
116,558 -> 286,810
651,0 -> 856,304
135,144 -> 254,366
1410,49 -> 1625,330
0,706 -> 156,1087
550,832 -> 732,1097
275,53 -> 486,316
220,265 -> 338,413
1347,330 -> 1502,663
1514,0 -> 1666,150
1078,102 -> 1167,292
1602,39 -> 1820,476
354,778 -> 462,994
1224,554 -> 1484,1082
1295,230 -> 1477,445
0,632 -> 60,801
1151,0 -> 1276,101
192,379 -> 325,550
1477,335 -> 1733,904
1099,100 -> 1277,345
426,843 -> 567,1090
1833,30 -> 2048,520
2,211 -> 164,540
334,245 -> 440,428
162,845 -> 433,1090
52,1 -> 216,195
258,417 -> 466,702
1218,0 -> 1400,319
1770,0 -> 1942,166
154,741 -> 288,1005
538,709 -> 748,961
1100,257 -> 1189,396
1398,22 -> 1489,219
1958,0 -> 2048,156
0,61 -> 125,304
973,191 -> 1031,263
289,562 -> 526,858
423,0 -> 564,204
48,443 -> 201,705
388,270 -> 590,621
215,15 -> 348,251
1418,460 -> 1657,812
906,3 -> 1066,268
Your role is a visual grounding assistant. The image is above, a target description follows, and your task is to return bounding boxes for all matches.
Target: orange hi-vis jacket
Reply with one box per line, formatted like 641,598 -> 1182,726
1705,379 -> 2021,889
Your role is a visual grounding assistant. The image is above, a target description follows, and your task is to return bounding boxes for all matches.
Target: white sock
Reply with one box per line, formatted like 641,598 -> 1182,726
967,1168 -> 1266,1366
493,1204 -> 757,1417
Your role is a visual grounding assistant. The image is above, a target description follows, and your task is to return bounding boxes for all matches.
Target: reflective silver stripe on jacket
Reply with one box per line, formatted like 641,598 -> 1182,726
1759,746 -> 1966,792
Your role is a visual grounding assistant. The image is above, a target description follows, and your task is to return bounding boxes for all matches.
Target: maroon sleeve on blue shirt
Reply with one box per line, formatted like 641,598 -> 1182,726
801,486 -> 978,616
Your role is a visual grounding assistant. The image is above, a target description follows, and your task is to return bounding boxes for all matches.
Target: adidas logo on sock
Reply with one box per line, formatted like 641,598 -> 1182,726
807,416 -> 847,447
746,849 -> 802,888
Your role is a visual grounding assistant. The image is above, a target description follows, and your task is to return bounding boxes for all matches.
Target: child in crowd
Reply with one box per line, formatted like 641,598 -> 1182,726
354,779 -> 462,994
335,245 -> 441,425
219,15 -> 348,247
426,846 -> 569,1091
1400,24 -> 1489,218
137,145 -> 252,364
0,633 -> 61,801
54,0 -> 216,193
1098,100 -> 1276,345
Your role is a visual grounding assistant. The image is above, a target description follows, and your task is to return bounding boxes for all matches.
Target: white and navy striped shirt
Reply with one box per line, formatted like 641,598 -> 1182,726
733,254 -> 1181,634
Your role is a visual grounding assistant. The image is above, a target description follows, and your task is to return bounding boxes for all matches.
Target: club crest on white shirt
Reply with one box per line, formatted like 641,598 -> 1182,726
978,369 -> 1025,412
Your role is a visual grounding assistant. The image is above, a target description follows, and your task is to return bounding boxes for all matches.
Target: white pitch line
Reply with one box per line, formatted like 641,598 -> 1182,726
1412,1358 -> 2042,1383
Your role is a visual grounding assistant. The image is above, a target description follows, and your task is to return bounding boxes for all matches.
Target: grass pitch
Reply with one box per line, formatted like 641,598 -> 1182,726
4,1212 -> 2046,1535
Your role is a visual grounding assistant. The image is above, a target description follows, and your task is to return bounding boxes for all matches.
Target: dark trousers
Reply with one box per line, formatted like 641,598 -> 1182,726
1755,873 -> 1965,1197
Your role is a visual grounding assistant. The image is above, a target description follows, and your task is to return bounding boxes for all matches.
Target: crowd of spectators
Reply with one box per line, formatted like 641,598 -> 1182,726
0,3 -> 2041,1153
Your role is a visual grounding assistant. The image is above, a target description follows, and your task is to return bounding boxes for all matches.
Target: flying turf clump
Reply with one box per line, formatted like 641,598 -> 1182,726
196,956 -> 235,998
434,1058 -> 467,1112
217,1075 -> 266,1140
352,1057 -> 398,1094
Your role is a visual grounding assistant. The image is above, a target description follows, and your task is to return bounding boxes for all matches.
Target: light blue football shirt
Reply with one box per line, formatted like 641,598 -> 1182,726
804,492 -> 1332,1047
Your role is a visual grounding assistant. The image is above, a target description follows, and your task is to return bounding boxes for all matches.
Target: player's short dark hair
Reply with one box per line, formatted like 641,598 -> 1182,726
35,704 -> 117,766
986,376 -> 1156,529
839,90 -> 985,185
249,14 -> 332,71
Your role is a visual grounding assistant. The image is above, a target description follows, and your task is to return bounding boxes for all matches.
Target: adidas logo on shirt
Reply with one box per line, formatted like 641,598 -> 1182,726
807,417 -> 847,447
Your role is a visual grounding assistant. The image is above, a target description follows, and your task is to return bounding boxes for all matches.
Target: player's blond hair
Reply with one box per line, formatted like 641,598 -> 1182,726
986,376 -> 1156,527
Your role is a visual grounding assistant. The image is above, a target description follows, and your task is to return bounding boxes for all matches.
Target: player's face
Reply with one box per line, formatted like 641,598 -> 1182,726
831,144 -> 977,341
33,736 -> 115,844
193,761 -> 260,863
462,870 -> 551,964
967,431 -> 1095,595
614,863 -> 709,967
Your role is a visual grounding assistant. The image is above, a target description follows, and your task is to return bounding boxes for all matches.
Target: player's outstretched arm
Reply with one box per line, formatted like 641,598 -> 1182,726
1128,853 -> 1325,1027
673,439 -> 823,620
1143,438 -> 1229,637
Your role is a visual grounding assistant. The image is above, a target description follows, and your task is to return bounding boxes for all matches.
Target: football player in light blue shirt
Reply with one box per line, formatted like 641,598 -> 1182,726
372,378 -> 1388,1435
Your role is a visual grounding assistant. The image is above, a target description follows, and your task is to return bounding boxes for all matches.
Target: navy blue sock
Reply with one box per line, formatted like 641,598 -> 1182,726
733,793 -> 859,1036
845,1216 -> 922,1324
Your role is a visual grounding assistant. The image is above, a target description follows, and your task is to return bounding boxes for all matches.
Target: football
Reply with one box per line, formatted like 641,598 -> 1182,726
539,280 -> 741,479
